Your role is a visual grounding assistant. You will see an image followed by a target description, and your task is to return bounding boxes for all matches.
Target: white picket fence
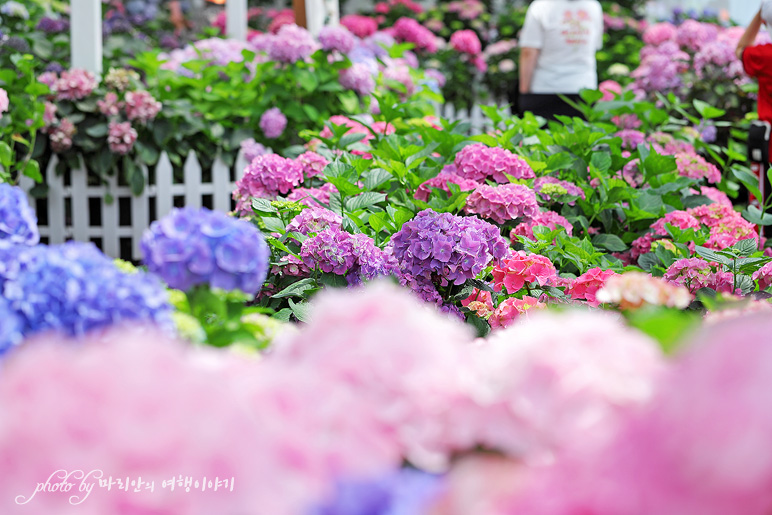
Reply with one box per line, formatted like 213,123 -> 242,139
19,102 -> 509,261
20,150 -> 248,262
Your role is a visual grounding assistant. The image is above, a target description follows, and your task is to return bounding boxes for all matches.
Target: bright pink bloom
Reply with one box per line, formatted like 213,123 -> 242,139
492,250 -> 558,294
340,14 -> 378,38
450,30 -> 482,55
107,121 -> 137,155
566,267 -> 619,307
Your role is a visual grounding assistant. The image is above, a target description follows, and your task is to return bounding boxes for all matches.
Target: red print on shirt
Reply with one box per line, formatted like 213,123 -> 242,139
561,9 -> 590,46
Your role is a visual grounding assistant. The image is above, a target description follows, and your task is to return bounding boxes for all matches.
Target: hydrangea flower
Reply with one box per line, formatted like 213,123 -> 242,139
97,92 -> 122,116
487,296 -> 544,329
454,143 -> 535,183
340,63 -> 377,96
300,227 -> 396,286
566,267 -> 619,307
664,257 -> 718,293
259,107 -> 287,139
534,176 -> 585,204
393,17 -> 438,53
240,138 -> 271,163
675,152 -> 721,183
676,19 -> 718,52
107,121 -> 138,155
297,151 -> 329,179
647,131 -> 696,155
511,210 -> 573,241
268,24 -> 319,63
383,64 -> 416,96
309,469 -> 444,515
104,67 -> 140,92
234,154 -> 304,213
1,242 -> 173,347
464,184 -> 539,224
124,90 -> 162,123
388,209 -> 508,288
48,117 -> 76,152
615,129 -> 646,150
0,297 -> 23,353
0,183 -> 39,246
0,1 -> 29,18
318,25 -> 357,54
53,68 -> 98,101
753,262 -> 772,291
450,29 -> 482,55
340,14 -> 378,38
285,207 -> 343,235
642,22 -> 677,45
492,250 -> 558,294
141,207 -> 269,294
596,272 -> 692,310
414,171 -> 480,201
286,183 -> 338,208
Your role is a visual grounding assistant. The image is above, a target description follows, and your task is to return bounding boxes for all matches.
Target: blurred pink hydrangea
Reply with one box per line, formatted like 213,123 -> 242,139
296,151 -> 329,179
53,68 -> 98,101
511,210 -> 573,241
340,14 -> 378,38
339,62 -> 376,96
285,183 -> 338,208
48,117 -> 76,152
450,29 -> 482,55
753,262 -> 772,290
454,143 -> 535,183
97,92 -> 122,117
107,121 -> 137,155
464,183 -> 539,224
268,24 -> 319,63
596,271 -> 692,310
259,107 -> 287,139
233,154 -> 304,213
318,25 -> 357,54
676,19 -> 718,52
492,250 -> 558,294
488,296 -> 545,329
240,138 -> 271,163
615,129 -> 646,150
642,22 -> 677,46
393,17 -> 438,53
124,90 -> 162,124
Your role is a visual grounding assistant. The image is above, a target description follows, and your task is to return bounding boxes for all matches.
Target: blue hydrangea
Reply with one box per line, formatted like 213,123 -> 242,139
0,296 -> 23,355
0,183 -> 39,246
141,207 -> 270,294
309,469 -> 444,515
0,242 -> 174,348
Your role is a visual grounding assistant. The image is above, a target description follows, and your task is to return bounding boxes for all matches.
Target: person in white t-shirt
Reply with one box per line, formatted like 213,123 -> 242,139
517,0 -> 604,119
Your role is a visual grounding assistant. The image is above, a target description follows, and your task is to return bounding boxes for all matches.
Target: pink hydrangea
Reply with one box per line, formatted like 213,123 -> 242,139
696,186 -> 732,206
37,71 -> 58,90
414,172 -> 480,201
267,24 -> 319,63
383,64 -> 416,96
233,154 -> 304,213
0,88 -> 8,119
240,138 -> 271,163
511,210 -> 573,241
675,152 -> 721,183
533,176 -> 585,204
124,90 -> 162,123
97,92 -> 122,117
339,63 -> 376,96
285,183 -> 337,208
676,19 -> 718,52
642,22 -> 677,46
393,17 -> 438,53
611,113 -> 642,129
266,8 -> 295,34
43,101 -> 57,127
53,68 -> 98,101
650,210 -> 701,236
664,257 -> 720,293
492,250 -> 558,294
704,216 -> 758,251
450,29 -> 482,55
753,262 -> 772,290
454,143 -> 535,183
49,118 -> 76,152
318,25 -> 357,54
296,151 -> 329,179
285,207 -> 342,235
596,272 -> 692,310
566,267 -> 619,307
488,296 -> 545,329
319,115 -> 373,141
107,121 -> 137,155
615,129 -> 646,150
464,183 -> 539,224
340,14 -> 378,38
259,107 -> 287,139
447,0 -> 485,20
647,131 -> 696,155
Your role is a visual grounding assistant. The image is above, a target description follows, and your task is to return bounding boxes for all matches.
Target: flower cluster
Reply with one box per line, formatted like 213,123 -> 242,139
488,296 -> 545,329
267,24 -> 320,63
107,121 -> 138,155
533,176 -> 585,204
240,138 -> 271,163
318,25 -> 357,54
234,154 -> 305,214
124,90 -> 162,123
675,152 -> 721,183
0,184 -> 39,246
414,170 -> 480,201
104,67 -> 140,92
259,107 -> 288,139
301,227 -> 397,285
340,63 -> 377,96
286,183 -> 338,207
753,262 -> 772,291
98,92 -> 122,116
286,207 -> 343,235
1,242 -> 173,351
49,68 -> 99,101
48,118 -> 76,152
596,272 -> 693,310
450,30 -> 482,56
464,184 -> 539,224
454,143 -> 535,183
664,258 -> 734,294
511,210 -> 573,241
141,207 -> 269,294
393,17 -> 438,53
492,250 -> 558,294
297,151 -> 329,178
566,267 -> 619,307
340,15 -> 379,38
615,129 -> 646,150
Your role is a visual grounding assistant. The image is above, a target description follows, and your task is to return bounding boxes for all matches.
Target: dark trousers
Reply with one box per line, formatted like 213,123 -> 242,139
517,93 -> 584,121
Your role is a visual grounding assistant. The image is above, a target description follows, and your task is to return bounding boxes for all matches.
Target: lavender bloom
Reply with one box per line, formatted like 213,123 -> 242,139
0,184 -> 39,246
234,154 -> 305,214
0,1 -> 29,19
0,296 -> 23,354
1,242 -> 174,345
240,138 -> 272,163
36,16 -> 69,33
268,24 -> 319,63
286,207 -> 343,235
141,207 -> 270,294
260,107 -> 287,139
318,25 -> 357,54
309,469 -> 444,515
454,143 -> 535,183
697,122 -> 717,143
339,63 -> 376,96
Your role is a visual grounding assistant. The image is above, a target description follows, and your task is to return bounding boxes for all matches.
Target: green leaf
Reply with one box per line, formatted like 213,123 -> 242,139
272,278 -> 318,299
368,212 -> 389,232
694,246 -> 733,266
288,298 -> 313,323
592,233 -> 627,252
22,160 -> 42,183
732,238 -> 759,257
693,99 -> 726,120
744,205 -> 772,226
85,123 -> 108,138
465,312 -> 491,338
590,152 -> 611,173
345,192 -> 387,211
252,198 -> 278,214
0,141 -> 12,168
626,307 -> 700,354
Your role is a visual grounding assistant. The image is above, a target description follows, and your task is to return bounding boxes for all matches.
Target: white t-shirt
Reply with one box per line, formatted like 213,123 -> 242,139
763,1 -> 772,39
519,0 -> 604,94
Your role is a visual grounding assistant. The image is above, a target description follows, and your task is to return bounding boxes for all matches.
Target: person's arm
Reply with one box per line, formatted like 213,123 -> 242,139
519,47 -> 540,94
737,10 -> 764,60
168,0 -> 187,33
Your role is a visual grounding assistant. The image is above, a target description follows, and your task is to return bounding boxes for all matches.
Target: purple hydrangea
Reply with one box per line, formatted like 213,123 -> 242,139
234,154 -> 305,214
676,19 -> 718,52
260,107 -> 287,139
240,138 -> 271,163
1,242 -> 174,347
615,129 -> 646,150
309,469 -> 444,515
464,183 -> 539,224
300,227 -> 397,285
268,24 -> 319,63
339,62 -> 377,96
36,16 -> 69,33
142,207 -> 269,294
388,209 -> 508,288
285,183 -> 338,208
285,207 -> 343,235
318,25 -> 357,54
0,183 -> 39,246
0,296 -> 23,354
454,143 -> 535,183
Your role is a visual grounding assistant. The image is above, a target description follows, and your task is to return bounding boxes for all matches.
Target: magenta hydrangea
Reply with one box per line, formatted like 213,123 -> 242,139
286,183 -> 338,208
675,152 -> 721,183
233,154 -> 304,214
450,29 -> 482,55
533,176 -> 586,204
753,262 -> 772,291
454,143 -> 535,183
285,207 -> 343,235
124,90 -> 162,123
642,22 -> 677,46
414,171 -> 480,201
259,107 -> 287,139
663,257 -> 727,293
97,92 -> 122,116
393,17 -> 438,53
300,227 -> 397,285
318,25 -> 357,54
296,151 -> 329,179
53,68 -> 98,101
340,14 -> 378,38
615,129 -> 646,150
511,210 -> 573,241
464,183 -> 539,224
107,121 -> 138,155
267,24 -> 319,63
